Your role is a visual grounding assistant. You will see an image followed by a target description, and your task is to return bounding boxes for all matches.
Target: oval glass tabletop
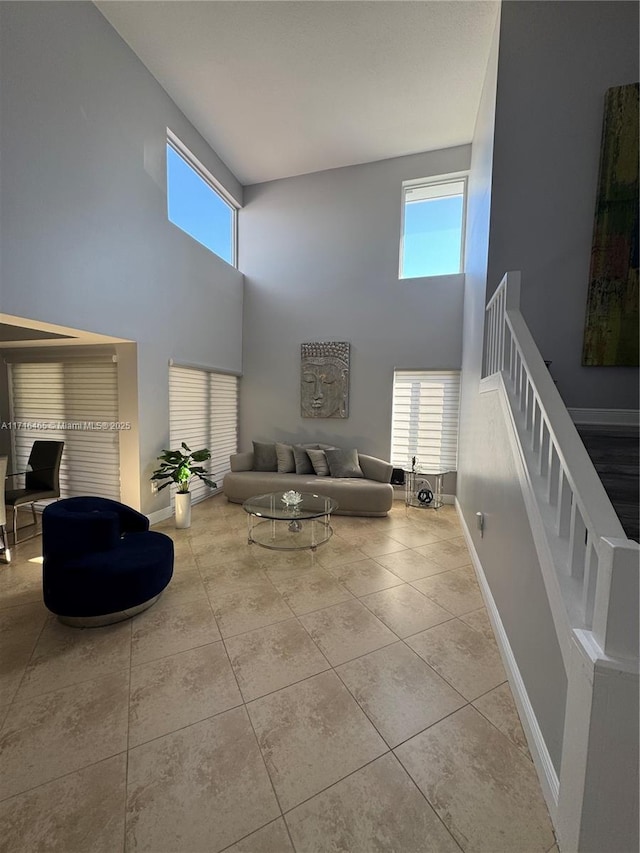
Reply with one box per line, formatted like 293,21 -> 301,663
242,491 -> 338,520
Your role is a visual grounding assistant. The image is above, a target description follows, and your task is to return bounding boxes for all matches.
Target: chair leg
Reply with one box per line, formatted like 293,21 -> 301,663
0,525 -> 10,563
31,502 -> 37,527
13,506 -> 19,545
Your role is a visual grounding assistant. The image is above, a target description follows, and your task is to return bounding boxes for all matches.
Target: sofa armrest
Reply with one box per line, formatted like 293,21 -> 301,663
358,454 -> 393,483
230,451 -> 254,472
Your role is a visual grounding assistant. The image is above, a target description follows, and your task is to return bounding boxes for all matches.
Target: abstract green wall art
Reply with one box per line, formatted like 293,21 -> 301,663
582,83 -> 639,366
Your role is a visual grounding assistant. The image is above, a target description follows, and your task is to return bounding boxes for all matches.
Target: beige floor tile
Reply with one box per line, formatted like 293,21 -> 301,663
247,670 -> 386,811
408,514 -> 463,541
224,818 -> 295,853
226,618 -> 329,701
336,528 -> 407,558
395,706 -> 554,853
459,606 -> 494,639
0,671 -> 129,800
314,536 -> 368,570
0,559 -> 43,610
336,642 -> 465,747
269,568 -> 353,615
160,568 -> 207,604
326,557 -> 404,596
407,619 -> 506,700
361,584 -> 453,639
189,530 -> 241,559
212,581 -> 295,638
0,603 -> 49,705
414,536 -> 472,570
250,547 -> 318,573
299,599 -> 397,666
373,549 -> 449,582
15,618 -> 131,702
0,754 -> 127,853
412,565 -> 484,615
387,525 -> 446,548
129,641 -> 242,747
201,560 -> 268,595
131,595 -> 220,666
473,682 -> 530,757
126,708 -> 279,853
286,752 -> 461,853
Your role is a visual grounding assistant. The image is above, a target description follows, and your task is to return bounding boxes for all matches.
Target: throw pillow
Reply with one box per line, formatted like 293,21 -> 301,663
275,442 -> 295,473
307,448 -> 329,476
292,445 -> 315,475
325,448 -> 364,479
253,441 -> 278,472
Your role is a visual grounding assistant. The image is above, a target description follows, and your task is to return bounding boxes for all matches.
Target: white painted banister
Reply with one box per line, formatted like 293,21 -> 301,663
483,271 -> 638,661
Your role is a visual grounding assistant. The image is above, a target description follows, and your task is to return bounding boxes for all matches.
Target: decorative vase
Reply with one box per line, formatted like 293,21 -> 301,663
175,492 -> 192,529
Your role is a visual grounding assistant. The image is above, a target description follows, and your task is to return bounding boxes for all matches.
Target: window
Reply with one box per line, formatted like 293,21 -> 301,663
9,358 -> 121,502
166,135 -> 237,266
169,365 -> 238,506
400,178 -> 466,278
390,370 -> 461,470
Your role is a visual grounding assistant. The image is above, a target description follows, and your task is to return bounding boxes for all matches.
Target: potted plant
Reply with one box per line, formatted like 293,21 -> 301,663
151,443 -> 217,528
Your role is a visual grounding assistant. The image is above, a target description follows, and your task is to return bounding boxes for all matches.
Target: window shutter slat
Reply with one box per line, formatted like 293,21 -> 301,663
390,370 -> 460,471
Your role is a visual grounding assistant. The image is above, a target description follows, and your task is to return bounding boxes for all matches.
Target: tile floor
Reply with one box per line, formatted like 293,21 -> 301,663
0,497 -> 558,852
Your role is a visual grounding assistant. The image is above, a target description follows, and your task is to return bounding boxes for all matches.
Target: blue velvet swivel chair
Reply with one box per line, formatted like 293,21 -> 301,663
42,496 -> 174,626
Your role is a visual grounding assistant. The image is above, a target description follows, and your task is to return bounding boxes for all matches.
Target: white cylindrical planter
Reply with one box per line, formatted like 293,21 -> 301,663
175,492 -> 192,529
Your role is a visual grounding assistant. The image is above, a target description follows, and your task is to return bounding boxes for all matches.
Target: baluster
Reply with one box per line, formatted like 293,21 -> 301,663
498,290 -> 505,371
569,500 -> 587,578
538,419 -> 550,477
556,470 -> 572,539
531,397 -> 541,453
490,303 -> 496,373
548,444 -> 560,505
582,535 -> 598,628
525,381 -> 534,429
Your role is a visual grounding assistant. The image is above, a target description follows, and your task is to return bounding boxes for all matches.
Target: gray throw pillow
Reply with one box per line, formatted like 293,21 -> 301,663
275,442 -> 295,473
307,448 -> 329,476
253,441 -> 277,472
292,445 -> 315,475
325,448 -> 364,478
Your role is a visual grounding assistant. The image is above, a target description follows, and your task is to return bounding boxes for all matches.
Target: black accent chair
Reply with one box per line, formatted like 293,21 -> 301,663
42,496 -> 174,626
5,440 -> 64,544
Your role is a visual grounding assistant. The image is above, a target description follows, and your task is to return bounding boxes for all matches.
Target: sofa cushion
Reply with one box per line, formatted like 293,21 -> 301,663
325,448 -> 364,478
253,441 -> 278,472
293,445 -> 315,475
275,442 -> 295,473
307,448 -> 329,476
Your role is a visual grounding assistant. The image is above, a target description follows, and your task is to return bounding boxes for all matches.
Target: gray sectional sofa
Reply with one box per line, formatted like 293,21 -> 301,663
223,443 -> 394,516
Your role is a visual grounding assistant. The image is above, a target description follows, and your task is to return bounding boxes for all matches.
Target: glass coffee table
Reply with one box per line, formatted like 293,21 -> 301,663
243,492 -> 338,551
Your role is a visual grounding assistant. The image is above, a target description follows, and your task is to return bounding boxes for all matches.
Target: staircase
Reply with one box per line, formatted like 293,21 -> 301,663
577,425 -> 639,542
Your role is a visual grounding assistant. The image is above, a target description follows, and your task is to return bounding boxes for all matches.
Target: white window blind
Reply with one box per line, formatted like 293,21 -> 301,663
9,359 -> 121,501
169,365 -> 238,506
391,370 -> 460,471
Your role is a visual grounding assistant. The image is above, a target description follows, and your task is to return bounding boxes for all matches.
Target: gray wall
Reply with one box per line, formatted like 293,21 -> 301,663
459,9 -> 567,773
239,147 -> 469,482
0,2 -> 244,513
487,0 -> 639,410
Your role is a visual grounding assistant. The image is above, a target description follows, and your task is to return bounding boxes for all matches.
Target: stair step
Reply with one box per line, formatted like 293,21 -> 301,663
577,426 -> 639,542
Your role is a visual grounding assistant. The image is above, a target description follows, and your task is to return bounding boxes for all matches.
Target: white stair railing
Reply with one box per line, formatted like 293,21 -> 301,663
483,271 -> 639,662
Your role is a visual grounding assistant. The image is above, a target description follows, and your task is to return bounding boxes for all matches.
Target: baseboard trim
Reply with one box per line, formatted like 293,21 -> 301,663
147,506 -> 173,526
568,407 -> 639,427
455,498 -> 560,823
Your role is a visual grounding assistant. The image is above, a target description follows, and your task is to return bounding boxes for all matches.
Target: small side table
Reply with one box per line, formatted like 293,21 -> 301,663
404,469 -> 452,511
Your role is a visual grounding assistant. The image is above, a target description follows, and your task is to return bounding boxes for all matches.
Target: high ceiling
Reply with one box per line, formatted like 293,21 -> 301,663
96,1 -> 499,185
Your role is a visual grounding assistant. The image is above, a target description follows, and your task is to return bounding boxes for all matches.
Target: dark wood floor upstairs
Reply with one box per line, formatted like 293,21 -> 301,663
577,425 -> 639,543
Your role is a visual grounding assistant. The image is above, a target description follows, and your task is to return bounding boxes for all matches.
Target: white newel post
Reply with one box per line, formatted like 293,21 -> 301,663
557,630 -> 639,853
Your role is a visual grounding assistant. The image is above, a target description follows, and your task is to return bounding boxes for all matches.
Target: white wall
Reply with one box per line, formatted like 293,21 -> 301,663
459,9 -> 567,773
239,147 -> 469,485
487,0 -> 639,411
0,2 -> 244,513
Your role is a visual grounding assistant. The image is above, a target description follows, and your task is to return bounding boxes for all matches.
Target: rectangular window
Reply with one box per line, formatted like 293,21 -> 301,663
391,370 -> 460,471
400,178 -> 466,279
169,365 -> 238,506
9,358 -> 121,502
166,135 -> 237,266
